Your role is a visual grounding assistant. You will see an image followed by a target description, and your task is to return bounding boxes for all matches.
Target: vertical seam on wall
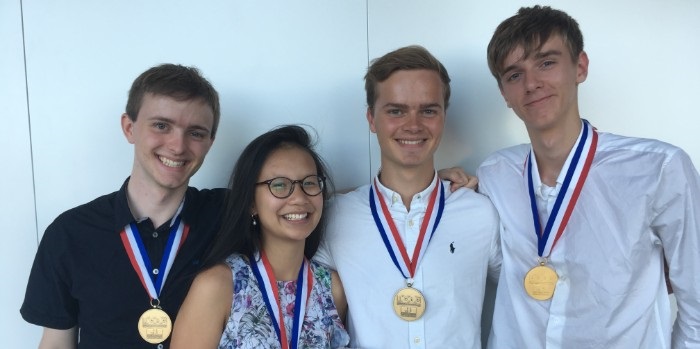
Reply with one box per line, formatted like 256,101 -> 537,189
20,0 -> 40,246
365,0 -> 372,183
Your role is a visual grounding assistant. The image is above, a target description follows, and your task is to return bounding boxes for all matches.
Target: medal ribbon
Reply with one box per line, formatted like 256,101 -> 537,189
120,203 -> 189,301
370,176 -> 445,279
249,251 -> 313,349
527,120 -> 598,257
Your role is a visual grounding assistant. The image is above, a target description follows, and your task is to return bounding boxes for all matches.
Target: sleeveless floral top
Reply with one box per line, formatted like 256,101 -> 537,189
218,254 -> 350,349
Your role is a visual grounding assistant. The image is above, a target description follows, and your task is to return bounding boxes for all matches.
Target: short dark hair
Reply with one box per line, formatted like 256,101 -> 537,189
365,45 -> 451,111
202,125 -> 335,268
125,63 -> 221,138
487,5 -> 584,86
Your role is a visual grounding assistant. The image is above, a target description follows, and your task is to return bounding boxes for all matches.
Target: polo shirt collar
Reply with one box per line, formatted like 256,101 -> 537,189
113,177 -> 194,233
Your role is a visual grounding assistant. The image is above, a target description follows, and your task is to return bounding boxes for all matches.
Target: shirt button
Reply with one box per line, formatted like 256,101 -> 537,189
157,344 -> 164,349
153,268 -> 159,275
408,220 -> 414,227
152,232 -> 158,238
414,337 -> 421,344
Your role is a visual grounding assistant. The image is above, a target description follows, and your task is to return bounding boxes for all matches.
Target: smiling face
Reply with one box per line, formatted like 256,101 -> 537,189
498,34 -> 588,134
368,69 -> 445,174
122,93 -> 215,194
253,145 -> 323,249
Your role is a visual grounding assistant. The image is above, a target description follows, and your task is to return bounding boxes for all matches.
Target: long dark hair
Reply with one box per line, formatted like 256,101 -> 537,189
201,125 -> 334,269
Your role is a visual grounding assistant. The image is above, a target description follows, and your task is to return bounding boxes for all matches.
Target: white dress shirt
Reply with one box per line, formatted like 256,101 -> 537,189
478,127 -> 700,349
314,174 -> 500,349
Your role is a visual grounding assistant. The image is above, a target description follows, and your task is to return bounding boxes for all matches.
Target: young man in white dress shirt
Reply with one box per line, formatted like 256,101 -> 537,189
314,45 -> 500,348
477,5 -> 700,348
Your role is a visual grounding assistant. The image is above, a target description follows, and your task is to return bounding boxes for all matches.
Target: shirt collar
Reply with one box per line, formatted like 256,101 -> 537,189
373,171 -> 439,209
113,177 -> 191,233
530,121 -> 586,199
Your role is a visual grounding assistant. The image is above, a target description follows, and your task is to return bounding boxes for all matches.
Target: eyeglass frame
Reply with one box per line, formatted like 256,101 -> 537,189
255,175 -> 326,199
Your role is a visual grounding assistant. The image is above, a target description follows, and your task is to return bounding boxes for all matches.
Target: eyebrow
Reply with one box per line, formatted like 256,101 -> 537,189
381,103 -> 443,110
534,49 -> 563,60
149,116 -> 212,134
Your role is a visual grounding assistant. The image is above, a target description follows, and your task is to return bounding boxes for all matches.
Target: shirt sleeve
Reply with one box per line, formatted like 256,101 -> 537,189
312,199 -> 338,270
20,221 -> 78,330
313,230 -> 336,270
651,149 -> 700,348
477,168 -> 502,283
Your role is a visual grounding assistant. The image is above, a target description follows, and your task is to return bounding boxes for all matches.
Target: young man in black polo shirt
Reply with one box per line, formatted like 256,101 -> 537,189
21,64 -> 226,349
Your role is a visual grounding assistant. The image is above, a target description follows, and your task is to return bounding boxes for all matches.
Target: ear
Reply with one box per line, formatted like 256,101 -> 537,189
366,107 -> 377,133
576,51 -> 589,84
121,113 -> 136,144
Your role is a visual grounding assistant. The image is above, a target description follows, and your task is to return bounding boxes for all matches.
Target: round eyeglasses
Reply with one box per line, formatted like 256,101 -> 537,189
256,175 -> 325,199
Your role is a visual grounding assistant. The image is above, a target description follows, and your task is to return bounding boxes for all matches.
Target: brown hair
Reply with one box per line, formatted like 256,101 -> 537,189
487,5 -> 584,86
125,63 -> 221,138
365,45 -> 451,111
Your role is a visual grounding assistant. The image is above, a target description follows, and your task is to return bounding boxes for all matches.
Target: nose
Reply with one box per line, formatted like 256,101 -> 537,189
166,132 -> 186,154
403,111 -> 422,131
524,71 -> 543,93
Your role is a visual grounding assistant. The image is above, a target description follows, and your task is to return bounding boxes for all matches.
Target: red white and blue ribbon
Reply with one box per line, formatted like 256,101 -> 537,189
249,251 -> 313,349
120,203 -> 189,301
370,176 -> 445,279
527,120 -> 598,258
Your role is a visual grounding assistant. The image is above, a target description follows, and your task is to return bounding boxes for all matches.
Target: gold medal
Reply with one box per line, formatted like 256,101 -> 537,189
524,263 -> 559,300
137,308 -> 172,344
393,287 -> 426,321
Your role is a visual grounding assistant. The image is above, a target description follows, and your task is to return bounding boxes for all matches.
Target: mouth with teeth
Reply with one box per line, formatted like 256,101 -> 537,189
283,213 -> 309,221
159,156 -> 185,168
398,139 -> 425,145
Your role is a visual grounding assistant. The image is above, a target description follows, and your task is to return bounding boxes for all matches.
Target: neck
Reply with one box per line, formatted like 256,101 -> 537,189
528,119 -> 582,186
261,241 -> 306,281
378,165 -> 435,211
126,177 -> 187,228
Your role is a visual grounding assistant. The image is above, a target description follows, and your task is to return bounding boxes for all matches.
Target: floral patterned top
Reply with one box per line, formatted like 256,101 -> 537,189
218,254 -> 350,349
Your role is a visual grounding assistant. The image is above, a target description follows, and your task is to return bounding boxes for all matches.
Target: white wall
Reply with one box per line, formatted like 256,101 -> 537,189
0,0 -> 44,345
4,1 -> 698,347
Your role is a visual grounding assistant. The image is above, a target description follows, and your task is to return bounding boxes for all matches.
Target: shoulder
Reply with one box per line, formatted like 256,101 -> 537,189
186,186 -> 228,206
595,132 -> 691,172
190,263 -> 234,299
443,180 -> 495,206
43,190 -> 120,242
597,132 -> 682,155
478,144 -> 529,179
55,190 -> 119,221
480,144 -> 530,165
329,184 -> 371,208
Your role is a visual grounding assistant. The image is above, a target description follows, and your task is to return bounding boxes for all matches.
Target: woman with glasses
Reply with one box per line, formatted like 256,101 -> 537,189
171,125 -> 350,349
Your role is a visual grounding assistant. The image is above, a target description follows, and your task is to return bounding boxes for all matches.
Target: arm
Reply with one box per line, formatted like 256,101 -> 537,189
652,150 -> 700,347
330,270 -> 347,325
38,327 -> 77,349
437,167 -> 478,192
170,264 -> 232,349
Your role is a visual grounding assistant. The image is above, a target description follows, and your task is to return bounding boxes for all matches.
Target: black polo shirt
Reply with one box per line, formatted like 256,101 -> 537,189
21,178 -> 226,348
